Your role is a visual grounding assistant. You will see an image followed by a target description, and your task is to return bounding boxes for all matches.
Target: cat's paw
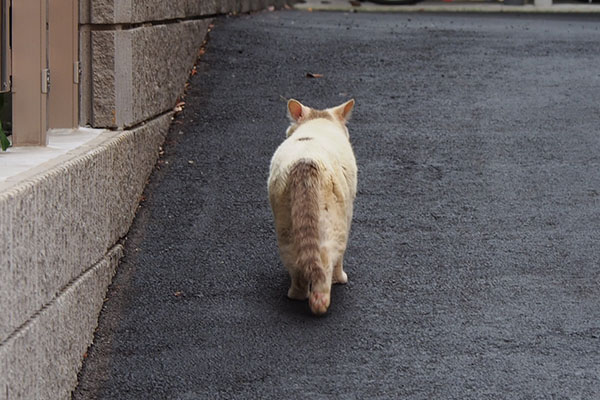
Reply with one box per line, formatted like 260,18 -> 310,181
333,271 -> 348,285
309,291 -> 330,315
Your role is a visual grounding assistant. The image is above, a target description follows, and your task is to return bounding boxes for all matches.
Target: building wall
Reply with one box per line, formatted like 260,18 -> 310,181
0,1 -> 291,399
79,0 -> 289,129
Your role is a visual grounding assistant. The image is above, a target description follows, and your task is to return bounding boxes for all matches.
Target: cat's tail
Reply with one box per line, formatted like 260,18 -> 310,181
289,159 -> 329,315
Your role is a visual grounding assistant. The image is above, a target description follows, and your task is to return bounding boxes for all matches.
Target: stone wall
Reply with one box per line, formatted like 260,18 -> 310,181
0,1 -> 291,399
80,0 -> 290,129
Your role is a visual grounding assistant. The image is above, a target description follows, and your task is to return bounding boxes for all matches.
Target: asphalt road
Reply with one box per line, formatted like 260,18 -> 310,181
74,10 -> 600,399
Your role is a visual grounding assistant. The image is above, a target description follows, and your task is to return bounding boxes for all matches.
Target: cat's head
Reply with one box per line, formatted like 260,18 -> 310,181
285,99 -> 355,138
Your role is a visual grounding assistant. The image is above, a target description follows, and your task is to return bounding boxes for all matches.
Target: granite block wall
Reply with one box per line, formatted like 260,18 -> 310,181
0,113 -> 173,399
0,113 -> 172,346
0,245 -> 123,399
0,1 -> 293,398
80,0 -> 291,129
89,20 -> 210,128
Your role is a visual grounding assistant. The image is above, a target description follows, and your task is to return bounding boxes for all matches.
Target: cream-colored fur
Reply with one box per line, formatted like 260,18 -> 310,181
268,99 -> 357,315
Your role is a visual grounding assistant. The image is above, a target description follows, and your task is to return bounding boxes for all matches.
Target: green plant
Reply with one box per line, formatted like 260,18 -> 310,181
0,94 -> 9,151
0,120 -> 9,151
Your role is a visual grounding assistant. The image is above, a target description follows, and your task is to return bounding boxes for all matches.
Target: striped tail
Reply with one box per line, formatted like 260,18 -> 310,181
288,160 -> 326,297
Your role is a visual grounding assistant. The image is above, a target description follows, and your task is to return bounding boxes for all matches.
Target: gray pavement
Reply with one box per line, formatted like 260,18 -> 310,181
74,10 -> 600,400
295,0 -> 600,13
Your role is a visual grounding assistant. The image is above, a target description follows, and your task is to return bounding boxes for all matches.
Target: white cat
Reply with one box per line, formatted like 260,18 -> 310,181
268,99 -> 357,315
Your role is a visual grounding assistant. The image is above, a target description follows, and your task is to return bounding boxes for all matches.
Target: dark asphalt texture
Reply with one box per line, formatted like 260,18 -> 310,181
74,11 -> 600,399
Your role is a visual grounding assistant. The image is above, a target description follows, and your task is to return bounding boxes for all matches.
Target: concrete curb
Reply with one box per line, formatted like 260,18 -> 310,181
0,112 -> 172,399
0,245 -> 123,400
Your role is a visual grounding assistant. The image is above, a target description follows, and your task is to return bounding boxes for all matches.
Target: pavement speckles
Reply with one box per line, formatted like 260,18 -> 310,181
74,10 -> 600,400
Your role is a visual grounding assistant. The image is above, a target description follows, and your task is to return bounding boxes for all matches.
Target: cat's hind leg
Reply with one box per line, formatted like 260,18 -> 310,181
280,242 -> 309,300
287,272 -> 309,300
309,279 -> 331,315
309,290 -> 330,315
333,257 -> 348,284
332,257 -> 348,284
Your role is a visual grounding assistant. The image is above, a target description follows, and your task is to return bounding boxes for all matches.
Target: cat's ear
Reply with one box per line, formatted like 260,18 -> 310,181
331,99 -> 355,123
287,99 -> 306,122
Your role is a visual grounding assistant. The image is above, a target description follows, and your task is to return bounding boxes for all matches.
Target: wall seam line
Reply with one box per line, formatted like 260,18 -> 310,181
82,13 -> 219,32
0,244 -> 124,349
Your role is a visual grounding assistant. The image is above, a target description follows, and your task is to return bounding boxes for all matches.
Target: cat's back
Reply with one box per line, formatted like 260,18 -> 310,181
271,119 -> 352,170
269,118 -> 355,197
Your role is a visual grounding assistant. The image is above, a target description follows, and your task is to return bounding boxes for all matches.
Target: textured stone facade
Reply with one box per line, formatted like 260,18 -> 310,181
89,20 -> 210,128
1,1 -> 292,398
0,113 -> 172,345
80,0 -> 290,129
